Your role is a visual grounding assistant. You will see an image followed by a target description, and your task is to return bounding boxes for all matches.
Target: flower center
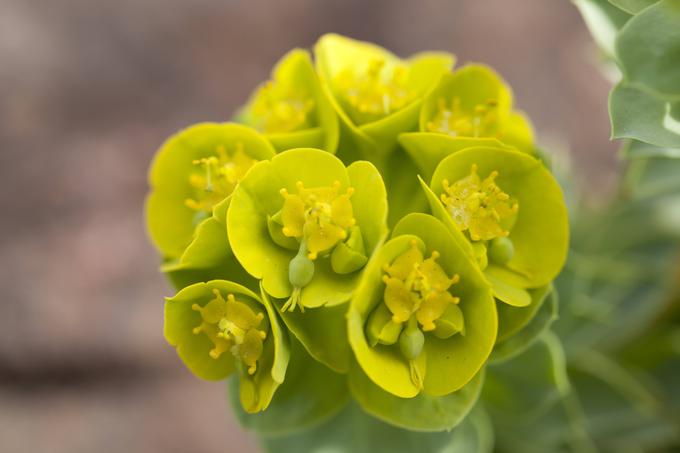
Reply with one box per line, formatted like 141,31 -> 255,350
335,58 -> 412,122
426,97 -> 499,138
382,241 -> 461,333
279,181 -> 356,260
250,81 -> 315,134
440,164 -> 518,241
185,144 -> 258,213
191,289 -> 268,376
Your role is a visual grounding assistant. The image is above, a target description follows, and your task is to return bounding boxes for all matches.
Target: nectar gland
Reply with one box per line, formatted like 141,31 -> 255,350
185,143 -> 257,213
441,164 -> 518,241
191,289 -> 268,376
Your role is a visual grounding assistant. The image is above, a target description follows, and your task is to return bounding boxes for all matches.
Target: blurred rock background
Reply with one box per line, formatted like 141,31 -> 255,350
0,0 -> 617,452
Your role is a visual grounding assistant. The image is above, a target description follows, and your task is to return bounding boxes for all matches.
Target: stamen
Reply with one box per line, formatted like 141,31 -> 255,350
440,164 -> 518,241
426,96 -> 500,138
278,180 -> 356,260
250,80 -> 315,133
190,289 -> 268,377
335,58 -> 413,121
184,144 -> 258,214
377,242 -> 463,358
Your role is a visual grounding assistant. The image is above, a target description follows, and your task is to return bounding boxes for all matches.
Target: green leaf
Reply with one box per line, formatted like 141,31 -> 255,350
496,284 -> 553,343
610,82 -> 680,148
574,0 -> 632,56
608,0 -> 659,14
229,339 -> 348,437
349,361 -> 484,432
271,297 -> 351,373
622,139 -> 680,159
490,287 -> 558,364
484,332 -> 570,421
261,402 -> 494,453
616,0 -> 680,98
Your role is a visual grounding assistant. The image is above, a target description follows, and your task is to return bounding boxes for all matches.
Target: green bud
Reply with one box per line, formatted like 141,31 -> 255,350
267,212 -> 299,250
366,303 -> 403,347
488,236 -> 514,265
289,247 -> 315,288
331,226 -> 368,274
399,318 -> 425,361
432,303 -> 465,339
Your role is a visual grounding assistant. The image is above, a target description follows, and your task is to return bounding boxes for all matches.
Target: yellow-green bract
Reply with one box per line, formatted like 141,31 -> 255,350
315,34 -> 454,159
237,49 -> 340,153
146,123 -> 275,260
164,280 -> 289,413
348,214 -> 497,398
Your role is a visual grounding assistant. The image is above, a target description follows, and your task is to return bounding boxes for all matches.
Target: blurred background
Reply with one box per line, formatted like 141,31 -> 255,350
0,0 -> 617,452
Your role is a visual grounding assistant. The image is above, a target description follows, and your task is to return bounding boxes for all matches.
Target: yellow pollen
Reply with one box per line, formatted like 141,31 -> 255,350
440,164 -> 519,241
426,97 -> 500,138
335,58 -> 412,121
191,289 -> 268,376
251,80 -> 315,133
185,144 -> 257,213
381,241 -> 461,333
279,180 -> 356,259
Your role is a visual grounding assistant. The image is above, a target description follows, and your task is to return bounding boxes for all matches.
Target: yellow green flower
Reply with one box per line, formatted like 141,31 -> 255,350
238,49 -> 339,153
146,123 -> 275,260
227,148 -> 387,372
348,213 -> 497,398
164,281 -> 289,413
315,34 -> 454,159
399,64 -> 535,179
421,146 -> 569,308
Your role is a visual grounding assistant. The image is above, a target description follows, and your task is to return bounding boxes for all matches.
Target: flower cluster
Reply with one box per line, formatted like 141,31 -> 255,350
146,34 -> 568,431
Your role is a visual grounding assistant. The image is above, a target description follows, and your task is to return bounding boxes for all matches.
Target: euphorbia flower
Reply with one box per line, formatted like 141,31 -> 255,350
146,123 -> 275,260
421,146 -> 569,308
237,49 -> 340,153
164,280 -> 289,413
348,213 -> 497,398
399,64 -> 535,179
314,34 -> 454,160
227,148 -> 387,371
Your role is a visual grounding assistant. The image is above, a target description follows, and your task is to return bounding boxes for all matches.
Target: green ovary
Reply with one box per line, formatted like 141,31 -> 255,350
426,97 -> 500,138
191,289 -> 268,376
185,144 -> 258,213
440,164 -> 518,242
335,58 -> 413,123
250,81 -> 315,134
368,241 -> 464,361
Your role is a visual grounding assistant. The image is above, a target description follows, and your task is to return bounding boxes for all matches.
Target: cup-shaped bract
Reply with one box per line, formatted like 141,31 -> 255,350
227,148 -> 388,309
164,281 -> 289,413
400,64 -> 535,179
314,34 -> 454,160
237,49 -> 340,153
423,147 -> 569,307
348,213 -> 497,398
146,123 -> 276,260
